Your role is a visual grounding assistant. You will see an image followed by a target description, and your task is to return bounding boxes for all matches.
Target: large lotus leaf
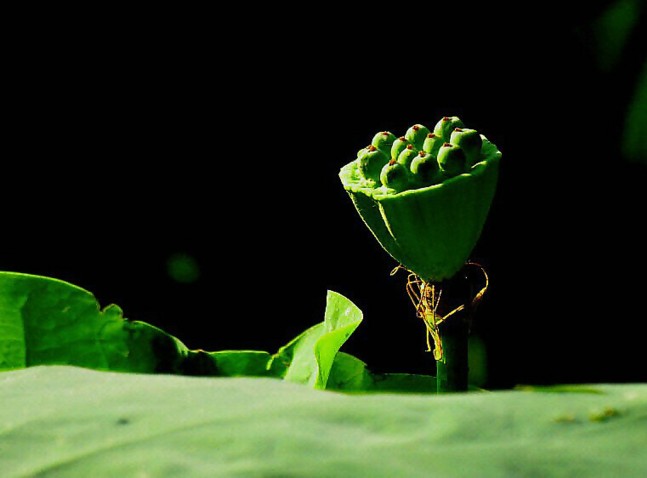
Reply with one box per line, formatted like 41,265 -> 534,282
1,366 -> 646,477
0,271 -> 193,374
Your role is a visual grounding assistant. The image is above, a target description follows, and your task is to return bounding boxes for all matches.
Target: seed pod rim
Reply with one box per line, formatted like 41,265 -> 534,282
341,134 -> 498,200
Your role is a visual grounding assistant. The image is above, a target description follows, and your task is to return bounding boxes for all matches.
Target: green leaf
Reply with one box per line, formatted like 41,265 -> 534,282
208,350 -> 274,377
515,384 -> 606,394
328,352 -> 437,393
268,290 -> 363,389
0,271 -> 439,392
0,272 -> 193,374
591,0 -> 641,71
2,366 -> 646,477
0,272 -> 387,389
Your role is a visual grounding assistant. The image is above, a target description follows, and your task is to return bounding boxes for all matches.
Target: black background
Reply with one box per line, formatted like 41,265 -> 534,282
5,2 -> 646,389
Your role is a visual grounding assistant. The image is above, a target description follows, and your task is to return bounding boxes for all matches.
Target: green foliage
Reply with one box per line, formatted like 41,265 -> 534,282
580,0 -> 647,165
0,272 -> 190,374
0,271 -> 436,392
267,288 -> 363,388
591,0 -> 641,72
1,366 -> 646,477
623,61 -> 647,164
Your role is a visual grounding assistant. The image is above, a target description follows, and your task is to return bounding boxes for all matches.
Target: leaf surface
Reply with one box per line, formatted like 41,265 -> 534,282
1,366 -> 645,477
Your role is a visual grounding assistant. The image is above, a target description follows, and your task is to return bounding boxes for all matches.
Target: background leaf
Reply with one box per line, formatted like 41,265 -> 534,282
0,272 -> 192,373
268,290 -> 363,388
208,350 -> 274,377
1,366 -> 645,477
328,352 -> 437,393
1,272 -> 440,392
623,60 -> 647,164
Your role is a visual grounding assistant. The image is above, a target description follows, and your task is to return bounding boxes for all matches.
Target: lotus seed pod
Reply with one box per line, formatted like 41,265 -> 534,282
380,159 -> 411,191
410,150 -> 439,184
358,145 -> 390,182
422,133 -> 443,157
437,142 -> 468,177
357,145 -> 372,161
404,123 -> 431,150
396,144 -> 419,169
433,116 -> 465,142
390,136 -> 412,160
450,128 -> 483,166
371,131 -> 397,154
339,123 -> 502,282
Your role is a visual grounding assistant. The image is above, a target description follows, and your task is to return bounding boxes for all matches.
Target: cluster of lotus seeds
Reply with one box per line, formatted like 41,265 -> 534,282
356,116 -> 484,192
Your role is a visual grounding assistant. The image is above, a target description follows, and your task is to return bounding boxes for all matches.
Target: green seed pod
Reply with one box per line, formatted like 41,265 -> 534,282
390,136 -> 411,161
404,124 -> 431,150
437,142 -> 467,177
410,150 -> 439,184
433,116 -> 465,142
357,145 -> 371,160
396,144 -> 419,169
450,128 -> 483,167
339,128 -> 502,282
422,133 -> 443,157
358,145 -> 390,182
380,159 -> 411,191
371,131 -> 397,154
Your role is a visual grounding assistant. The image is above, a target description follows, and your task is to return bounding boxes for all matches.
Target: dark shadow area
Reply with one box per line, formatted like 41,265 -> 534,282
4,2 -> 646,389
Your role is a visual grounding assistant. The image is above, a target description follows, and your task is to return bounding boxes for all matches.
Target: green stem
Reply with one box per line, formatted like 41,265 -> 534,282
436,313 -> 469,393
434,269 -> 475,393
